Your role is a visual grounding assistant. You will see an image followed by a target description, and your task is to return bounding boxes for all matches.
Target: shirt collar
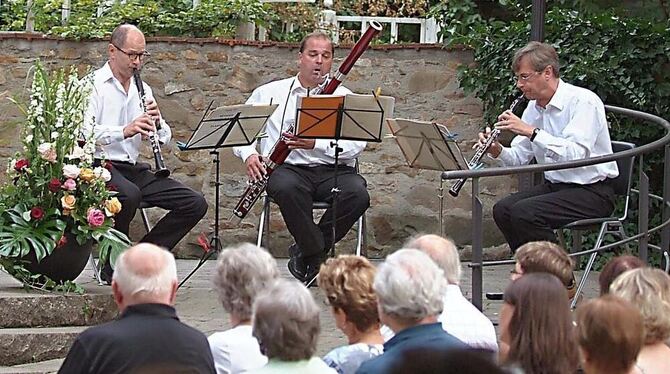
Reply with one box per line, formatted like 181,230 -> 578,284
384,322 -> 443,350
120,303 -> 179,320
544,78 -> 567,111
98,61 -> 115,83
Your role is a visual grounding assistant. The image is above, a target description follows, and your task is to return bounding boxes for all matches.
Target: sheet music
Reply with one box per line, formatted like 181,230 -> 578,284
341,94 -> 395,140
386,118 -> 468,171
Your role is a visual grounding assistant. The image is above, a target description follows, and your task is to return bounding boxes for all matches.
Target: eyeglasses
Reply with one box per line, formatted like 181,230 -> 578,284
112,43 -> 150,61
514,71 -> 541,82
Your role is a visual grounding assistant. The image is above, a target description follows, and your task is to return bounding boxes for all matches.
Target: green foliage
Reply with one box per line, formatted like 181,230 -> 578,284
0,205 -> 66,260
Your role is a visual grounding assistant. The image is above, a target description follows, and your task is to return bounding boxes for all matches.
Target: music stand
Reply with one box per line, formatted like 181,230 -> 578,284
386,118 -> 469,236
177,100 -> 277,288
295,93 -> 395,286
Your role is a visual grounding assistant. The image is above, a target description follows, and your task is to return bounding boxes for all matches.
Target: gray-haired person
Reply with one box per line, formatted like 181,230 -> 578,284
406,234 -> 497,351
59,243 -> 215,374
249,279 -> 337,374
209,243 -> 280,374
356,249 -> 466,374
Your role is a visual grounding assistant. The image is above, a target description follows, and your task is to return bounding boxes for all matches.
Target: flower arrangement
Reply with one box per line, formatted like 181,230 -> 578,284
0,63 -> 130,287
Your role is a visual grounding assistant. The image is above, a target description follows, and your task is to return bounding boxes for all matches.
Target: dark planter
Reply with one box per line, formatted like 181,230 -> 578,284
23,232 -> 94,283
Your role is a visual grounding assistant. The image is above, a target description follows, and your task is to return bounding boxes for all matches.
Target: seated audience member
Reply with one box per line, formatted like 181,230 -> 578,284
388,347 -> 506,374
512,241 -> 576,299
500,273 -> 579,374
250,279 -> 336,374
59,243 -> 215,374
405,234 -> 498,351
209,243 -> 280,374
318,255 -> 384,374
575,295 -> 645,374
610,268 -> 670,374
356,249 -> 466,374
598,255 -> 645,295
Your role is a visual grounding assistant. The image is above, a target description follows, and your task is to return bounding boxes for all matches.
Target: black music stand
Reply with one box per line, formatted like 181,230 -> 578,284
177,101 -> 277,288
386,118 -> 469,236
295,93 -> 394,286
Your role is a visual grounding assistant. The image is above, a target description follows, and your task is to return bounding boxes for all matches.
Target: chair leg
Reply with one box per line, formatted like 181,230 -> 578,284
140,208 -> 152,233
355,214 -> 364,257
571,223 -> 608,309
88,254 -> 103,285
257,196 -> 270,248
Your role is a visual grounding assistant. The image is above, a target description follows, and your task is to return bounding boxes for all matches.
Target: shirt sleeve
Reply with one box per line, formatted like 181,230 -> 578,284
83,84 -> 125,146
57,338 -> 91,374
531,98 -> 603,162
232,89 -> 262,162
497,135 -> 535,166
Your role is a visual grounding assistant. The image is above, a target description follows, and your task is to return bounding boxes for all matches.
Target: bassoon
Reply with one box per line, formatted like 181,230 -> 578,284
448,94 -> 529,197
232,21 -> 383,220
133,69 -> 170,178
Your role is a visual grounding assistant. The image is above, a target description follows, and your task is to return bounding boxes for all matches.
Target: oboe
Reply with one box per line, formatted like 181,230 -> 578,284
133,69 -> 170,178
448,94 -> 529,197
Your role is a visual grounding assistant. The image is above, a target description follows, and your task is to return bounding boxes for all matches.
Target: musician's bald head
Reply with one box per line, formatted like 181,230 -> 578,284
111,24 -> 143,49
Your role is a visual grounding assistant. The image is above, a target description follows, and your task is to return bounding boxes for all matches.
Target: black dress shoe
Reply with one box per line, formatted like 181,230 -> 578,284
288,256 -> 308,282
100,268 -> 113,286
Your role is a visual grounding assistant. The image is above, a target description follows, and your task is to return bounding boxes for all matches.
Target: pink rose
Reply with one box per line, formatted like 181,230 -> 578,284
62,178 -> 76,191
87,208 -> 105,227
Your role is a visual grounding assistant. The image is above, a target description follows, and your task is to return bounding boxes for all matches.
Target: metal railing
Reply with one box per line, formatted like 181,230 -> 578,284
440,105 -> 670,310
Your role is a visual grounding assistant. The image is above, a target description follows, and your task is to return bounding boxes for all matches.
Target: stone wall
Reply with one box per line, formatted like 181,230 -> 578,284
0,35 -> 516,258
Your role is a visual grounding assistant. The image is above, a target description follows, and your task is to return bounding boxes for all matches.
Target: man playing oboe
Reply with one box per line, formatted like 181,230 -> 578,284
84,24 -> 208,283
233,32 -> 369,284
479,41 -> 618,252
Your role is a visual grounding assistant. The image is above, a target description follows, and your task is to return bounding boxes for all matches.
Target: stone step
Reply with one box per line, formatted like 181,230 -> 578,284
0,358 -> 62,374
0,326 -> 85,366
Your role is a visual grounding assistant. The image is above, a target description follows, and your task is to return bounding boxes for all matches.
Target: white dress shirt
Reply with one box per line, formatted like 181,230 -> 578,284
84,62 -> 171,163
208,325 -> 267,374
498,79 -> 618,184
233,76 -> 366,167
438,284 -> 498,352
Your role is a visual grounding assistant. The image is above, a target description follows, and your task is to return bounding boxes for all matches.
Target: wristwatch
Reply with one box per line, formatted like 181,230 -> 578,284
530,127 -> 540,142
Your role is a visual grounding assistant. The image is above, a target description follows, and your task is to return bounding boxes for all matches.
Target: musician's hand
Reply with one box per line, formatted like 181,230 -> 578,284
284,133 -> 316,150
124,114 -> 156,139
476,127 -> 502,158
494,110 -> 533,137
245,154 -> 266,182
144,99 -> 162,125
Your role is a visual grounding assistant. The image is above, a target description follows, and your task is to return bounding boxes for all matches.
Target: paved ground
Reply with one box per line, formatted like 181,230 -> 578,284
0,258 -> 601,373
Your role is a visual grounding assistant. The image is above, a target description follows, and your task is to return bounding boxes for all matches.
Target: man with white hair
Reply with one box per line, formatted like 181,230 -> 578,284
406,234 -> 498,352
356,249 -> 466,374
58,243 -> 215,373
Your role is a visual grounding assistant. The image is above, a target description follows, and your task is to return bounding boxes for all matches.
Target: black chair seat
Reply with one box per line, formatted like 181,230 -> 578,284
562,216 -> 620,230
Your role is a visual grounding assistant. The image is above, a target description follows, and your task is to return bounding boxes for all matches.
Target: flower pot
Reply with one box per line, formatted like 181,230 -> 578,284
23,233 -> 94,283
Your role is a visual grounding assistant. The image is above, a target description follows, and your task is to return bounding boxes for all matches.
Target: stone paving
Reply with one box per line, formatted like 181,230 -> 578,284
0,258 -> 601,373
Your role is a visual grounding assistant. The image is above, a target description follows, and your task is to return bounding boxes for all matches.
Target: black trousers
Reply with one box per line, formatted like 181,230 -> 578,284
267,164 -> 370,259
110,162 -> 208,251
492,179 -> 615,252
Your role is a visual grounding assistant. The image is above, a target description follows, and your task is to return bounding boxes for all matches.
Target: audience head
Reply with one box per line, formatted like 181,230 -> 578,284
513,241 -> 574,289
610,268 -> 670,345
212,243 -> 279,321
389,347 -> 506,374
252,279 -> 320,362
405,234 -> 461,285
374,249 -> 446,331
501,273 -> 578,374
112,243 -> 178,311
575,295 -> 644,374
318,255 -> 379,338
598,255 -> 645,296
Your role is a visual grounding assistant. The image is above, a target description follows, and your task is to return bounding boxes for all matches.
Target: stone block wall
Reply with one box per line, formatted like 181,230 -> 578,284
0,35 -> 516,258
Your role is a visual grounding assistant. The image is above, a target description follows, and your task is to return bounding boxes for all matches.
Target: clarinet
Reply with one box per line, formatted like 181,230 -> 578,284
448,94 -> 529,197
232,21 -> 383,221
133,69 -> 170,178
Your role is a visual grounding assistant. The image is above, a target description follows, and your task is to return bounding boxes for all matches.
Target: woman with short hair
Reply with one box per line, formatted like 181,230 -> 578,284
499,272 -> 579,374
209,243 -> 279,374
575,295 -> 644,374
317,255 -> 384,373
250,279 -> 336,373
610,268 -> 670,374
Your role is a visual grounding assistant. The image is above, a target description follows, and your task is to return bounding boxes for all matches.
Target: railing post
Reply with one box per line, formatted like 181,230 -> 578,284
638,156 -> 649,263
62,0 -> 70,25
26,0 -> 35,32
424,17 -> 440,43
663,144 -> 670,258
193,0 -> 200,8
471,177 -> 483,311
390,20 -> 397,44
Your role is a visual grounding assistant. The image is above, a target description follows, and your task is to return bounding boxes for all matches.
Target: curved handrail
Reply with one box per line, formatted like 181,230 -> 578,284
441,106 -> 670,181
443,105 -> 670,310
